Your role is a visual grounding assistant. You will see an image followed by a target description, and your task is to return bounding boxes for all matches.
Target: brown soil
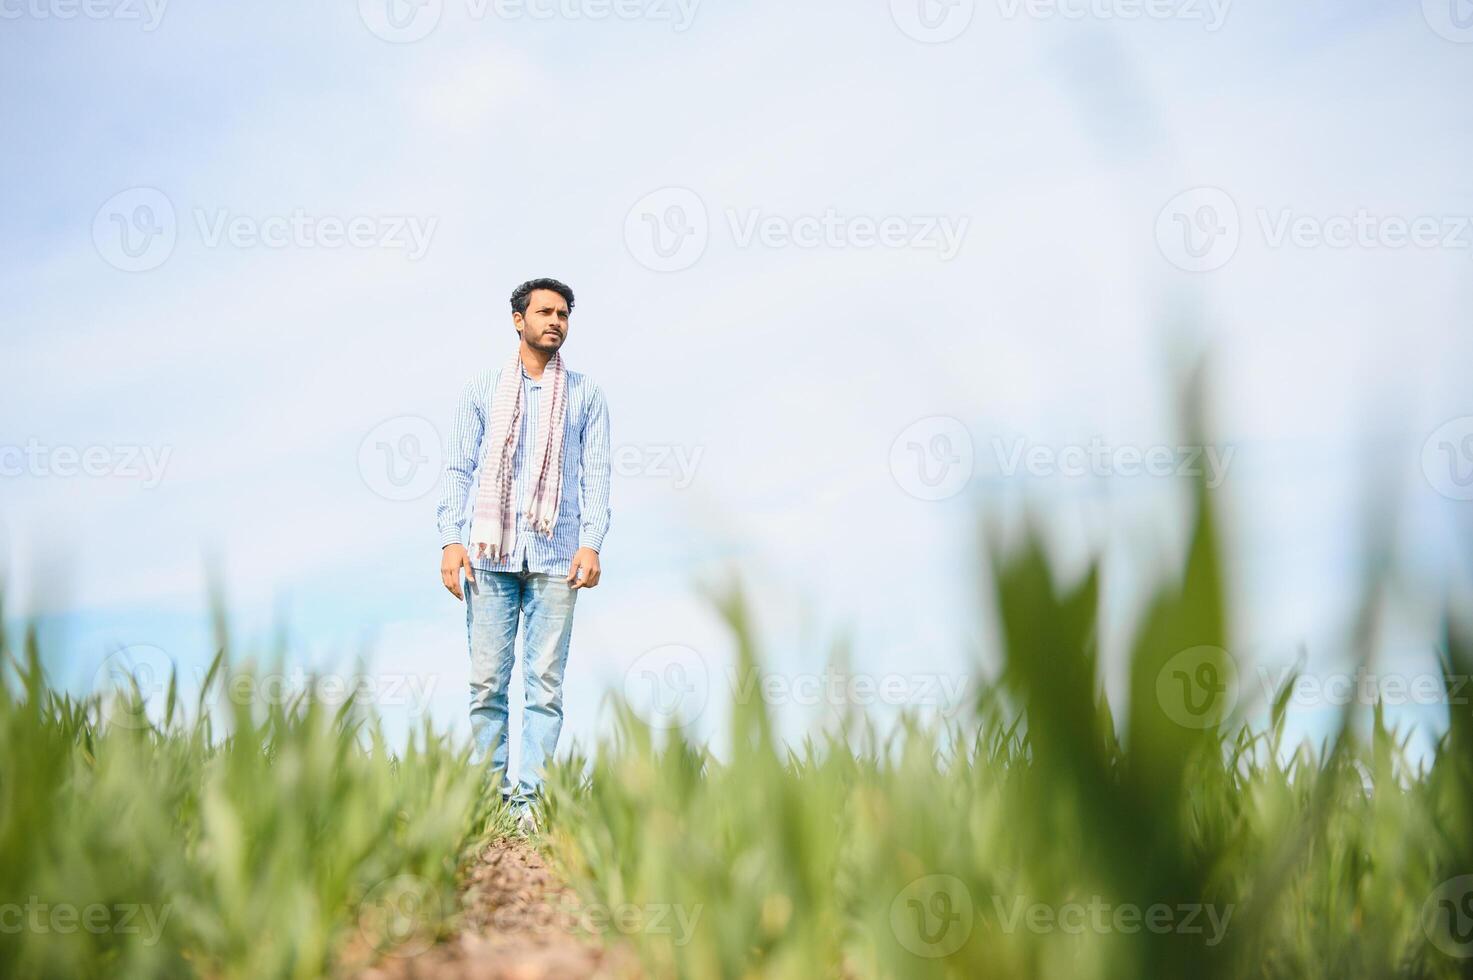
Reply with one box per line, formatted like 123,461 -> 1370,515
353,836 -> 637,980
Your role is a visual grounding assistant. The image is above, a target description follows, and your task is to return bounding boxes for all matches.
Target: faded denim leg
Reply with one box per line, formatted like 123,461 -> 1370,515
511,572 -> 578,807
465,566 -> 523,798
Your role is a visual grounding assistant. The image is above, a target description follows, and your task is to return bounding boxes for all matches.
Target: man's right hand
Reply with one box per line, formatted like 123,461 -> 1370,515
441,543 -> 475,600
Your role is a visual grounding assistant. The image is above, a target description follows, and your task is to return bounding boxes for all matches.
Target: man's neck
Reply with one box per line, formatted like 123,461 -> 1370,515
519,342 -> 552,380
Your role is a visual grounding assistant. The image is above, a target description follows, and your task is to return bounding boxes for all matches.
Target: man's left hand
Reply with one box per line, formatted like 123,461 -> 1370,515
567,547 -> 601,590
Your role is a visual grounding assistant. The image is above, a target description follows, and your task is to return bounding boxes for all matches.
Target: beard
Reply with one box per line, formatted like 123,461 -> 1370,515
523,330 -> 563,353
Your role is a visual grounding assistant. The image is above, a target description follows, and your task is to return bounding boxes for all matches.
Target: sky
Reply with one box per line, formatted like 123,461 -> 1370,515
2,0 -> 1471,768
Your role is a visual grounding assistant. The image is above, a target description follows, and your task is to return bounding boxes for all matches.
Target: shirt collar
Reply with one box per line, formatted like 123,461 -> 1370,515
519,361 -> 544,387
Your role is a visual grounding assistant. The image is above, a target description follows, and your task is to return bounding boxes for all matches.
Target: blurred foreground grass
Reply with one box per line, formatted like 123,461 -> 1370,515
0,607 -> 508,978
543,479 -> 1473,979
4,481 -> 1472,977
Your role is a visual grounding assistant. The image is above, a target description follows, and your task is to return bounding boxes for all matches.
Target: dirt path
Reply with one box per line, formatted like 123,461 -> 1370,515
355,836 -> 636,980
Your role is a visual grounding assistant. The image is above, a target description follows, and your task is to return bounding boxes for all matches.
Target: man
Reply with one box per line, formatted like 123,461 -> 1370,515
436,278 -> 611,834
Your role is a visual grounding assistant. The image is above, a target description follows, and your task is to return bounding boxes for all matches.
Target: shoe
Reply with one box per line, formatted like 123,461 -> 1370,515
515,806 -> 539,837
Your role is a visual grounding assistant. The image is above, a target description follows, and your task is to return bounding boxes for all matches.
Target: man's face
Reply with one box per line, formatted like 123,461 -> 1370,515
514,289 -> 570,353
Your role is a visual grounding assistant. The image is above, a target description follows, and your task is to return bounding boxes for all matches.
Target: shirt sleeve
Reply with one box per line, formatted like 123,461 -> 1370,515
436,377 -> 484,548
577,383 -> 612,553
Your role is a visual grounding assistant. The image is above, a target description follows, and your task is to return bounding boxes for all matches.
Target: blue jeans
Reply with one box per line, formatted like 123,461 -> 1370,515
464,558 -> 578,806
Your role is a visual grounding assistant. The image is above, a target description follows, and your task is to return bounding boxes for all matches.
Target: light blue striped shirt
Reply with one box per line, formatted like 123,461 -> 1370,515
436,361 -> 612,574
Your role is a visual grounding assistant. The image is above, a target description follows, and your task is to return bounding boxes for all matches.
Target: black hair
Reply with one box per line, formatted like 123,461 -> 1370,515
510,278 -> 575,317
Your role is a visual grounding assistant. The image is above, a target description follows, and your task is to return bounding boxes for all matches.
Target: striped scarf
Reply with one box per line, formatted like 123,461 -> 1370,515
467,351 -> 569,563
